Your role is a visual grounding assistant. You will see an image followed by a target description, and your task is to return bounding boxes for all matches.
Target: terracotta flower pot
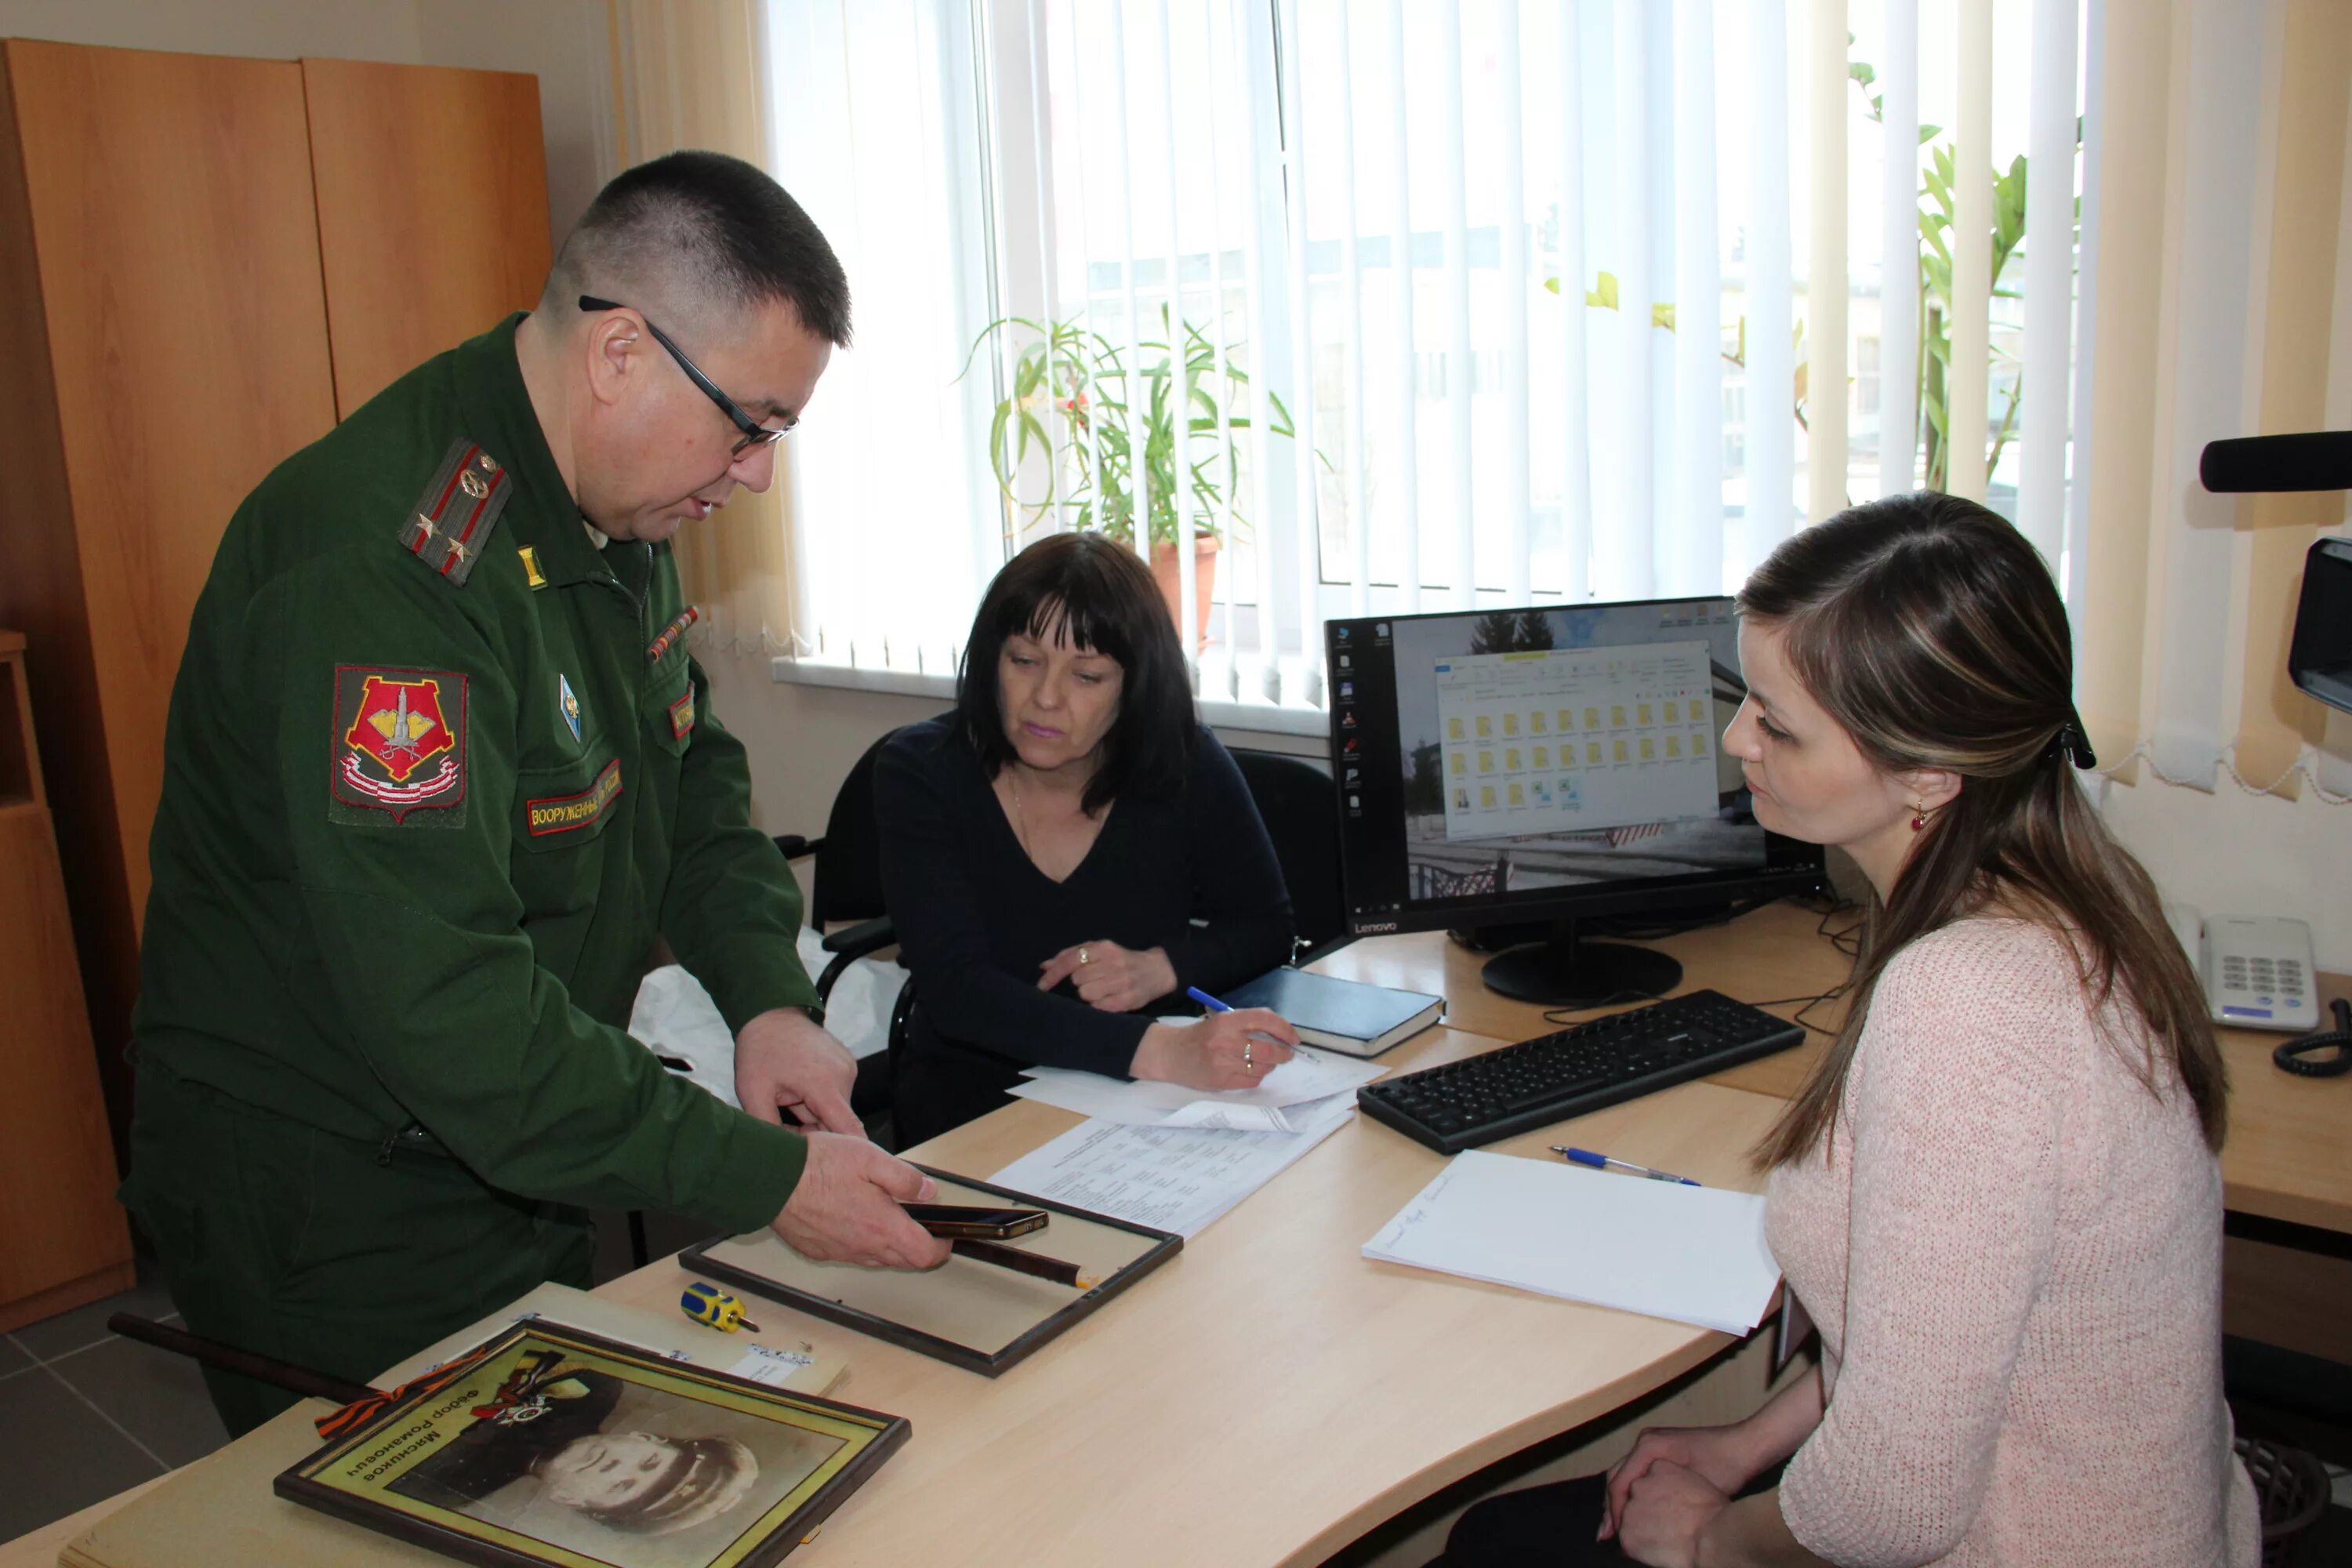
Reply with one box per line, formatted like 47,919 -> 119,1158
1149,536 -> 1221,644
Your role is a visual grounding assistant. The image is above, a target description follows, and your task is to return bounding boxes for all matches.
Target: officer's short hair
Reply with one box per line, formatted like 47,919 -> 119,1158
552,150 -> 851,347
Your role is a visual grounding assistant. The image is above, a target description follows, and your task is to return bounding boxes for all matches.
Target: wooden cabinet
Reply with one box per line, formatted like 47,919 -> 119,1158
0,633 -> 134,1330
0,40 -> 551,1156
302,57 -> 553,416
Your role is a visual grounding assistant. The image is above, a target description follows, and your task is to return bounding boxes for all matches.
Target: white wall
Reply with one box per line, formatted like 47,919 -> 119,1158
2103,771 -> 2351,972
0,0 -> 422,61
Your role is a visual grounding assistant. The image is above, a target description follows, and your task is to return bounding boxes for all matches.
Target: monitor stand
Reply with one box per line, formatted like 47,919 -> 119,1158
1479,919 -> 1683,1008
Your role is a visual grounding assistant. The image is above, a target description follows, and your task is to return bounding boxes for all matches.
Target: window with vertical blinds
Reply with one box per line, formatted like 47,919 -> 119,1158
763,0 -> 2086,735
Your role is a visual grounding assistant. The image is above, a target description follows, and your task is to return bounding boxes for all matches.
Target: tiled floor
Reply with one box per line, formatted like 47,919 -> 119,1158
0,1261 -> 228,1543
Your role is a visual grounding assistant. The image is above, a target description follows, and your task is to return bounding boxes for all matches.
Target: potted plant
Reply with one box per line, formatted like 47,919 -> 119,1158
964,307 -> 1299,639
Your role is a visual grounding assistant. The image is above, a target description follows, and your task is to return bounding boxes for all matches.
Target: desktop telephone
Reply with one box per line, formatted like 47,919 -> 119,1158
2165,905 -> 2319,1033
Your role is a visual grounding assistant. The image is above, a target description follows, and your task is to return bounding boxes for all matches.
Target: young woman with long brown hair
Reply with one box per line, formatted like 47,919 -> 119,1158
1436,493 -> 2256,1568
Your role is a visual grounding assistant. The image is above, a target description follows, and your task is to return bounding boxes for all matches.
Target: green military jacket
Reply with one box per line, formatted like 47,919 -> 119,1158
133,315 -> 814,1234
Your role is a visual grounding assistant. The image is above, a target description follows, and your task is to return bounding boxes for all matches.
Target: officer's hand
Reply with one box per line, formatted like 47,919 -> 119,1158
735,1008 -> 862,1136
771,1133 -> 953,1270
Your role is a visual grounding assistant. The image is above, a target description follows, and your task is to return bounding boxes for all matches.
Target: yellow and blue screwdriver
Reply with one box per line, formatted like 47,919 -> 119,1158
680,1281 -> 763,1334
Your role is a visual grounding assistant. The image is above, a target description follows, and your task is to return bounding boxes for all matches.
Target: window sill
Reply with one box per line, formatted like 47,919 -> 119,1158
769,657 -> 1334,741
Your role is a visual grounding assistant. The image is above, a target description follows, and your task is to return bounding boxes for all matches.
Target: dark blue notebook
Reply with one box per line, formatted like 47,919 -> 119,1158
1220,968 -> 1444,1057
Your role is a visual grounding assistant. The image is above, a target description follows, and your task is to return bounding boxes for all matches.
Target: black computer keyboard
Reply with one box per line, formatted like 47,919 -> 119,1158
1357,989 -> 1807,1154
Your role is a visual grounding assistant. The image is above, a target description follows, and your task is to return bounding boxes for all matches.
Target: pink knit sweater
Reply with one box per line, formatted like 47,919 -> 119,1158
1765,917 -> 2259,1567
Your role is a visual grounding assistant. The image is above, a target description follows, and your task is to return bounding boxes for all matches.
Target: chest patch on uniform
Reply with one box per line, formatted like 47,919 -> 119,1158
667,688 -> 695,740
557,673 -> 583,742
329,667 -> 467,826
527,758 -> 623,837
398,438 -> 513,587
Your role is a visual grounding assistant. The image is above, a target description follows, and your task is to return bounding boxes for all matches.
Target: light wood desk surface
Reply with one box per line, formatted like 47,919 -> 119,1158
15,901 -> 2338,1566
0,1029 -> 1784,1568
1319,902 -> 2352,1234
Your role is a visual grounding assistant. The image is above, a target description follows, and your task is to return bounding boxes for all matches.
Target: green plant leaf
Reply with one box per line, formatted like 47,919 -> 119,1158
1588,271 -> 1620,310
1919,123 -> 1941,144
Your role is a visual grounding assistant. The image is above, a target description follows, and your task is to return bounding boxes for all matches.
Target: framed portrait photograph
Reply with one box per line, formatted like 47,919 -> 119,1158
275,1320 -> 909,1568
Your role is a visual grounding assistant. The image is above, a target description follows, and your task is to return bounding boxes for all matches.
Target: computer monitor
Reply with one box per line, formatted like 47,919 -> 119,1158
1327,597 -> 1828,1006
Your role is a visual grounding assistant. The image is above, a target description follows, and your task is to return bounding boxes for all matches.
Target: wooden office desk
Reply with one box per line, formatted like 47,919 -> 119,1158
0,1030 -> 1786,1568
1316,902 -> 2352,1235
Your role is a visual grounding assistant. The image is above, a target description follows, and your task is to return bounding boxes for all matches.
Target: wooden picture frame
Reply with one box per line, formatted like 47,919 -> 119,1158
275,1320 -> 908,1568
681,1166 -> 1181,1377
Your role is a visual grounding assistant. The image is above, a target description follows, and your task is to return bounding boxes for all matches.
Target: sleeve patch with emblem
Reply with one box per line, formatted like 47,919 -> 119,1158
527,759 -> 623,837
399,438 -> 513,586
667,688 -> 695,740
329,667 -> 468,826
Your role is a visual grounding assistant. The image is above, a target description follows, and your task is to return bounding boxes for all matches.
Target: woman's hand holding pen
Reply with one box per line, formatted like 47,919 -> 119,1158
1036,938 -> 1176,1014
1131,1009 -> 1300,1091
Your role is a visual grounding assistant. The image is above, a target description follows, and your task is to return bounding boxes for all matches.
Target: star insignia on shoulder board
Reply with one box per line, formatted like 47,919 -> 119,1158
446,539 -> 469,564
415,514 -> 437,539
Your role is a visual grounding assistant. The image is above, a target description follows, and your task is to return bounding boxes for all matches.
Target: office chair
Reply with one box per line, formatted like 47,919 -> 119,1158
771,718 -> 946,1142
1232,749 -> 1348,963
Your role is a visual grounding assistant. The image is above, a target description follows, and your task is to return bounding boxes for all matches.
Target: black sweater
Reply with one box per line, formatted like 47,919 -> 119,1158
874,717 -> 1294,1083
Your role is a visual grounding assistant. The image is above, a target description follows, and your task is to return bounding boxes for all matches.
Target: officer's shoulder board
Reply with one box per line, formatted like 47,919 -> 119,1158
397,437 -> 514,588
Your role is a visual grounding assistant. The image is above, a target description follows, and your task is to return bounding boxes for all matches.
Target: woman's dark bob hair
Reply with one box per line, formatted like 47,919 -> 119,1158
955,532 -> 1197,814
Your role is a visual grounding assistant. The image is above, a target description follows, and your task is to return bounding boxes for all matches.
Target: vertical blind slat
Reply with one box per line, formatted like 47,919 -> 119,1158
1278,0 -> 1323,700
1387,0 -> 1424,612
2018,0 -> 2079,568
1199,0 -> 1241,696
1746,0 -> 1795,572
1671,0 -> 1722,596
1153,0 -> 1198,659
1105,2 -> 1155,565
1497,0 -> 1534,604
1334,0 -> 1374,615
1806,0 -> 1848,524
1057,4 -> 1110,555
1608,0 -> 1654,598
1439,0 -> 1477,608
1555,0 -> 1592,601
1025,0 -> 1064,539
1878,0 -> 1920,495
1946,0 -> 1994,503
1232,0 -> 1283,702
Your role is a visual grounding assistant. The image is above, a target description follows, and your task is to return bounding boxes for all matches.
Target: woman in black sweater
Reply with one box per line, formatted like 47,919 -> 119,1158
876,532 -> 1300,1146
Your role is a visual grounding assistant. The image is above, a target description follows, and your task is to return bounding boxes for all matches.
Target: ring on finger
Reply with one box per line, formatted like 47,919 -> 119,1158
1243,1044 -> 1254,1071
1078,946 -> 1093,966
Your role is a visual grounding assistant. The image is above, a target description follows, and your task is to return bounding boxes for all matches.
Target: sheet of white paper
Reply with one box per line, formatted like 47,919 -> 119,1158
1011,1043 -> 1385,1126
1363,1150 -> 1781,1334
1156,1089 -> 1358,1134
989,1112 -> 1352,1237
728,1343 -> 819,1386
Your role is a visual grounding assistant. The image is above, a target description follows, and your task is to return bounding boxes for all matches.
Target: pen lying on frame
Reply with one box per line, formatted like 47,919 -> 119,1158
951,1237 -> 1101,1290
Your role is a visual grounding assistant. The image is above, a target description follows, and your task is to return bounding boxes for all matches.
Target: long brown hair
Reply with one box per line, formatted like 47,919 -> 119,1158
1745,492 -> 2226,1167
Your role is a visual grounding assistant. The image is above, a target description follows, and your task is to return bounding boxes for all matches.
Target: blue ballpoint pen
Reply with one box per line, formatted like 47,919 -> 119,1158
1550,1145 -> 1701,1186
1187,988 -> 1294,1062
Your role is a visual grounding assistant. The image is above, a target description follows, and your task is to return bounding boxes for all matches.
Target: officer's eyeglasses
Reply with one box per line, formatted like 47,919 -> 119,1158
578,295 -> 794,458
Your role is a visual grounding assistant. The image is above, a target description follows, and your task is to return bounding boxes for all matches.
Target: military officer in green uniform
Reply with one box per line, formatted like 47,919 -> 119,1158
127,151 -> 949,1435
